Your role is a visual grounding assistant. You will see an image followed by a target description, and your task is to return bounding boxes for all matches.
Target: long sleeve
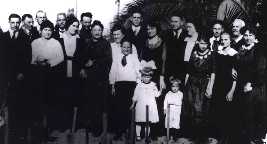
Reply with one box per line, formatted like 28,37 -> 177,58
49,42 -> 64,67
109,60 -> 118,84
132,44 -> 138,59
95,39 -> 112,81
255,43 -> 266,86
31,39 -> 64,67
134,55 -> 141,81
31,42 -> 38,65
161,43 -> 167,75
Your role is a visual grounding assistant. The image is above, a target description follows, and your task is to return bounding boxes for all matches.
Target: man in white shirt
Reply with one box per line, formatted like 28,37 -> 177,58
109,38 -> 140,139
110,24 -> 138,61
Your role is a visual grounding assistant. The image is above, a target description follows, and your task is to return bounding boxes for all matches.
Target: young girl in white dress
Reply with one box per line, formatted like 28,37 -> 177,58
130,62 -> 161,140
163,78 -> 183,140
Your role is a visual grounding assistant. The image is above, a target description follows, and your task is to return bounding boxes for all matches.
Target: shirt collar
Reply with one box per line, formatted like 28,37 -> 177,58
173,29 -> 182,37
210,36 -> 220,42
234,35 -> 243,43
8,29 -> 18,38
132,25 -> 141,31
59,28 -> 65,33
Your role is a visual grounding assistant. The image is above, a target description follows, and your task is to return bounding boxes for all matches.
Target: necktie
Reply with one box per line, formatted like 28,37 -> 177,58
134,29 -> 138,36
121,55 -> 127,66
174,31 -> 180,39
11,32 -> 16,39
213,40 -> 220,51
173,31 -> 177,38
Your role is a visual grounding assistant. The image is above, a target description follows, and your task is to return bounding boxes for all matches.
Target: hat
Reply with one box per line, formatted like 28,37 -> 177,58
140,67 -> 153,76
169,76 -> 181,87
140,60 -> 157,70
139,60 -> 156,76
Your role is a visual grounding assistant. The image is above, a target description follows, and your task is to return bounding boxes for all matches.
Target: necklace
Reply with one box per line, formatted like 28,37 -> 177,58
194,49 -> 211,60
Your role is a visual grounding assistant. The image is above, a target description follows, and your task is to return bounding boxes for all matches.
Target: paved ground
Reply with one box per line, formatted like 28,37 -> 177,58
46,129 -> 204,144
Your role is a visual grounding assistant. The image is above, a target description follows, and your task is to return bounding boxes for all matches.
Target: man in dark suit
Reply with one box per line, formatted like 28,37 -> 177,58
125,10 -> 147,59
209,20 -> 225,52
231,18 -> 246,51
2,13 -> 32,144
35,10 -> 47,34
79,12 -> 93,40
20,14 -> 40,42
53,13 -> 66,39
164,13 -> 187,82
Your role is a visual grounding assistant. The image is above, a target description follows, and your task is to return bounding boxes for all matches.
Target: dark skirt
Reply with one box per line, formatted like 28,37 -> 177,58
182,75 -> 211,138
240,84 -> 267,142
108,81 -> 136,135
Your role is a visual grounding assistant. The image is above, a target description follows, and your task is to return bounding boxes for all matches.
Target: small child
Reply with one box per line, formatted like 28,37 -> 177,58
163,77 -> 183,140
130,63 -> 161,140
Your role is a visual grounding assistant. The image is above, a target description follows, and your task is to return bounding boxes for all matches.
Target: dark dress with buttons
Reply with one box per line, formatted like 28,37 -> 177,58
236,43 -> 267,142
183,49 -> 214,138
82,37 -> 112,135
211,48 -> 238,140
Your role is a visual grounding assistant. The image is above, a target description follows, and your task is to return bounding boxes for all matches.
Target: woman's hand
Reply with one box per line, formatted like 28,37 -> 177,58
80,69 -> 87,79
205,85 -> 212,99
111,84 -> 115,96
226,91 -> 234,101
160,75 -> 166,91
85,59 -> 94,68
0,116 -> 4,127
244,82 -> 253,92
129,103 -> 135,110
184,74 -> 189,86
16,73 -> 24,81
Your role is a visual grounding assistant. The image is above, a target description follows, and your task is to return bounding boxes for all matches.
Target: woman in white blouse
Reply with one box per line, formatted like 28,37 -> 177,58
56,16 -> 86,132
31,20 -> 65,135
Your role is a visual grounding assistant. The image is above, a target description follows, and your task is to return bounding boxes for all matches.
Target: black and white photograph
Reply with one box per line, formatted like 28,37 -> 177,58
0,0 -> 266,144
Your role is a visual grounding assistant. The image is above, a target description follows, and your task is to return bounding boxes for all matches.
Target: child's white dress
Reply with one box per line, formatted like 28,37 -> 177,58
163,91 -> 183,129
133,81 -> 160,123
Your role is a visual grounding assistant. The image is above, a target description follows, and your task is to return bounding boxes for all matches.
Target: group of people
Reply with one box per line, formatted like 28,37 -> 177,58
0,8 -> 266,144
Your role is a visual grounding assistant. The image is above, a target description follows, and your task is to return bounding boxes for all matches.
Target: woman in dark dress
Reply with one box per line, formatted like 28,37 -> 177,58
141,21 -> 166,138
142,21 -> 166,90
211,32 -> 238,143
236,26 -> 266,144
81,20 -> 112,136
183,33 -> 215,143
